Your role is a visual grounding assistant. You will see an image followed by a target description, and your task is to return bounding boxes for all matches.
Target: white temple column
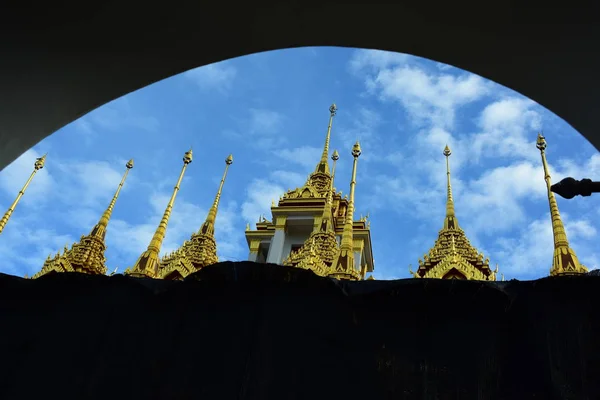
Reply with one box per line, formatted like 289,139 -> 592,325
266,216 -> 287,264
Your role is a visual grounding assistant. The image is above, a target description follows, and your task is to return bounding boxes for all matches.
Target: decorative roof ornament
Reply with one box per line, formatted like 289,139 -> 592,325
33,158 -> 133,278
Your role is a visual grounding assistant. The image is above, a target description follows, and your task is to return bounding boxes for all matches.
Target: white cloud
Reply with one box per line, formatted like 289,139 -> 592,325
270,170 -> 306,188
79,96 -> 160,134
353,50 -> 491,130
249,108 -> 284,134
349,49 -> 411,74
241,179 -> 285,225
469,97 -> 542,162
276,146 -> 322,169
184,62 -> 237,92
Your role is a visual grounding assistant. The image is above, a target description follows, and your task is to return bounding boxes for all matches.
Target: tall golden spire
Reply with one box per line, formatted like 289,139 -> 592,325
315,103 -> 337,175
319,149 -> 339,232
127,149 -> 193,278
331,141 -> 362,280
0,153 -> 46,235
89,159 -> 134,240
198,154 -> 233,236
443,144 -> 458,230
157,154 -> 234,280
414,145 -> 496,280
32,159 -> 133,278
536,133 -> 588,276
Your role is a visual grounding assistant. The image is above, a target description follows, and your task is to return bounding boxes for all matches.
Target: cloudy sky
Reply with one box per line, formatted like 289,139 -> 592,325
0,47 -> 598,280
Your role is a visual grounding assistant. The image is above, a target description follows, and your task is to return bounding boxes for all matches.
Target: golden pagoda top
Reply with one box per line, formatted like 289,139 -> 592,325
536,133 -> 588,276
33,158 -> 133,278
411,145 -> 498,280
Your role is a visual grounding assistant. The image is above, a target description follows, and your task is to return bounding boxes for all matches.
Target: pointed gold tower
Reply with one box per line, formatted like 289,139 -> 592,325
125,149 -> 193,278
158,154 -> 234,280
306,103 -> 337,193
330,141 -> 363,281
245,103 -> 374,279
282,149 -> 340,275
410,145 -> 498,280
536,133 -> 588,276
32,159 -> 133,278
0,154 -> 46,235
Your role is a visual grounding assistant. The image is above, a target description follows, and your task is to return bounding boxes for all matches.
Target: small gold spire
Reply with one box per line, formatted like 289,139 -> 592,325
0,153 -> 46,235
332,141 -> 361,279
315,103 -> 338,175
319,149 -> 339,232
198,154 -> 233,236
129,149 -> 192,278
536,133 -> 588,276
443,144 -> 458,230
90,159 -> 134,240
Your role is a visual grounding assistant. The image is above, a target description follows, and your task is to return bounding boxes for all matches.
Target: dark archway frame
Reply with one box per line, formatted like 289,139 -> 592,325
1,3 -> 599,171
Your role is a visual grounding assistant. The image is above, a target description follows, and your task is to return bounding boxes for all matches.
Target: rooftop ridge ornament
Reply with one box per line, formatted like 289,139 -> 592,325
0,153 -> 46,235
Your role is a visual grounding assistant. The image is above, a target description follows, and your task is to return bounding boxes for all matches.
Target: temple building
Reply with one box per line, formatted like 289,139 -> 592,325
21,107 -> 590,282
33,159 -> 133,278
536,133 -> 588,276
410,145 -> 499,280
0,154 -> 46,235
244,104 -> 375,281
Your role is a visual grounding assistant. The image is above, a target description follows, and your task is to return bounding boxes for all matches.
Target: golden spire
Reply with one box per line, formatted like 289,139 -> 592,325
536,133 -> 588,276
32,159 -> 133,278
319,150 -> 339,232
315,103 -> 337,174
89,159 -> 134,240
443,144 -> 458,230
128,149 -> 193,278
0,153 -> 46,235
331,141 -> 362,279
198,154 -> 233,236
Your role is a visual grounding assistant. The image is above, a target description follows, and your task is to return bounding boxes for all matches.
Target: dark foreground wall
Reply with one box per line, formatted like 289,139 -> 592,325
1,262 -> 599,400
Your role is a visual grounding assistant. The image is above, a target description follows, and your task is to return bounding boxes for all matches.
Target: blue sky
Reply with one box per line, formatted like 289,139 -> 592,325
0,47 -> 599,280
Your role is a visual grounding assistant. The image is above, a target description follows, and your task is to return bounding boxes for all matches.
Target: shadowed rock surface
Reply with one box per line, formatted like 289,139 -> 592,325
1,261 -> 599,399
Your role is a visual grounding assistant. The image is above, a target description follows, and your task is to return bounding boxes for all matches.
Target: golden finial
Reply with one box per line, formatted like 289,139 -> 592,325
315,103 -> 338,174
94,158 -> 134,240
0,152 -> 48,235
198,154 -> 234,236
128,149 -> 192,278
246,223 -> 250,231
318,149 -> 340,233
443,144 -> 458,230
271,200 -> 275,207
536,132 -> 587,276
